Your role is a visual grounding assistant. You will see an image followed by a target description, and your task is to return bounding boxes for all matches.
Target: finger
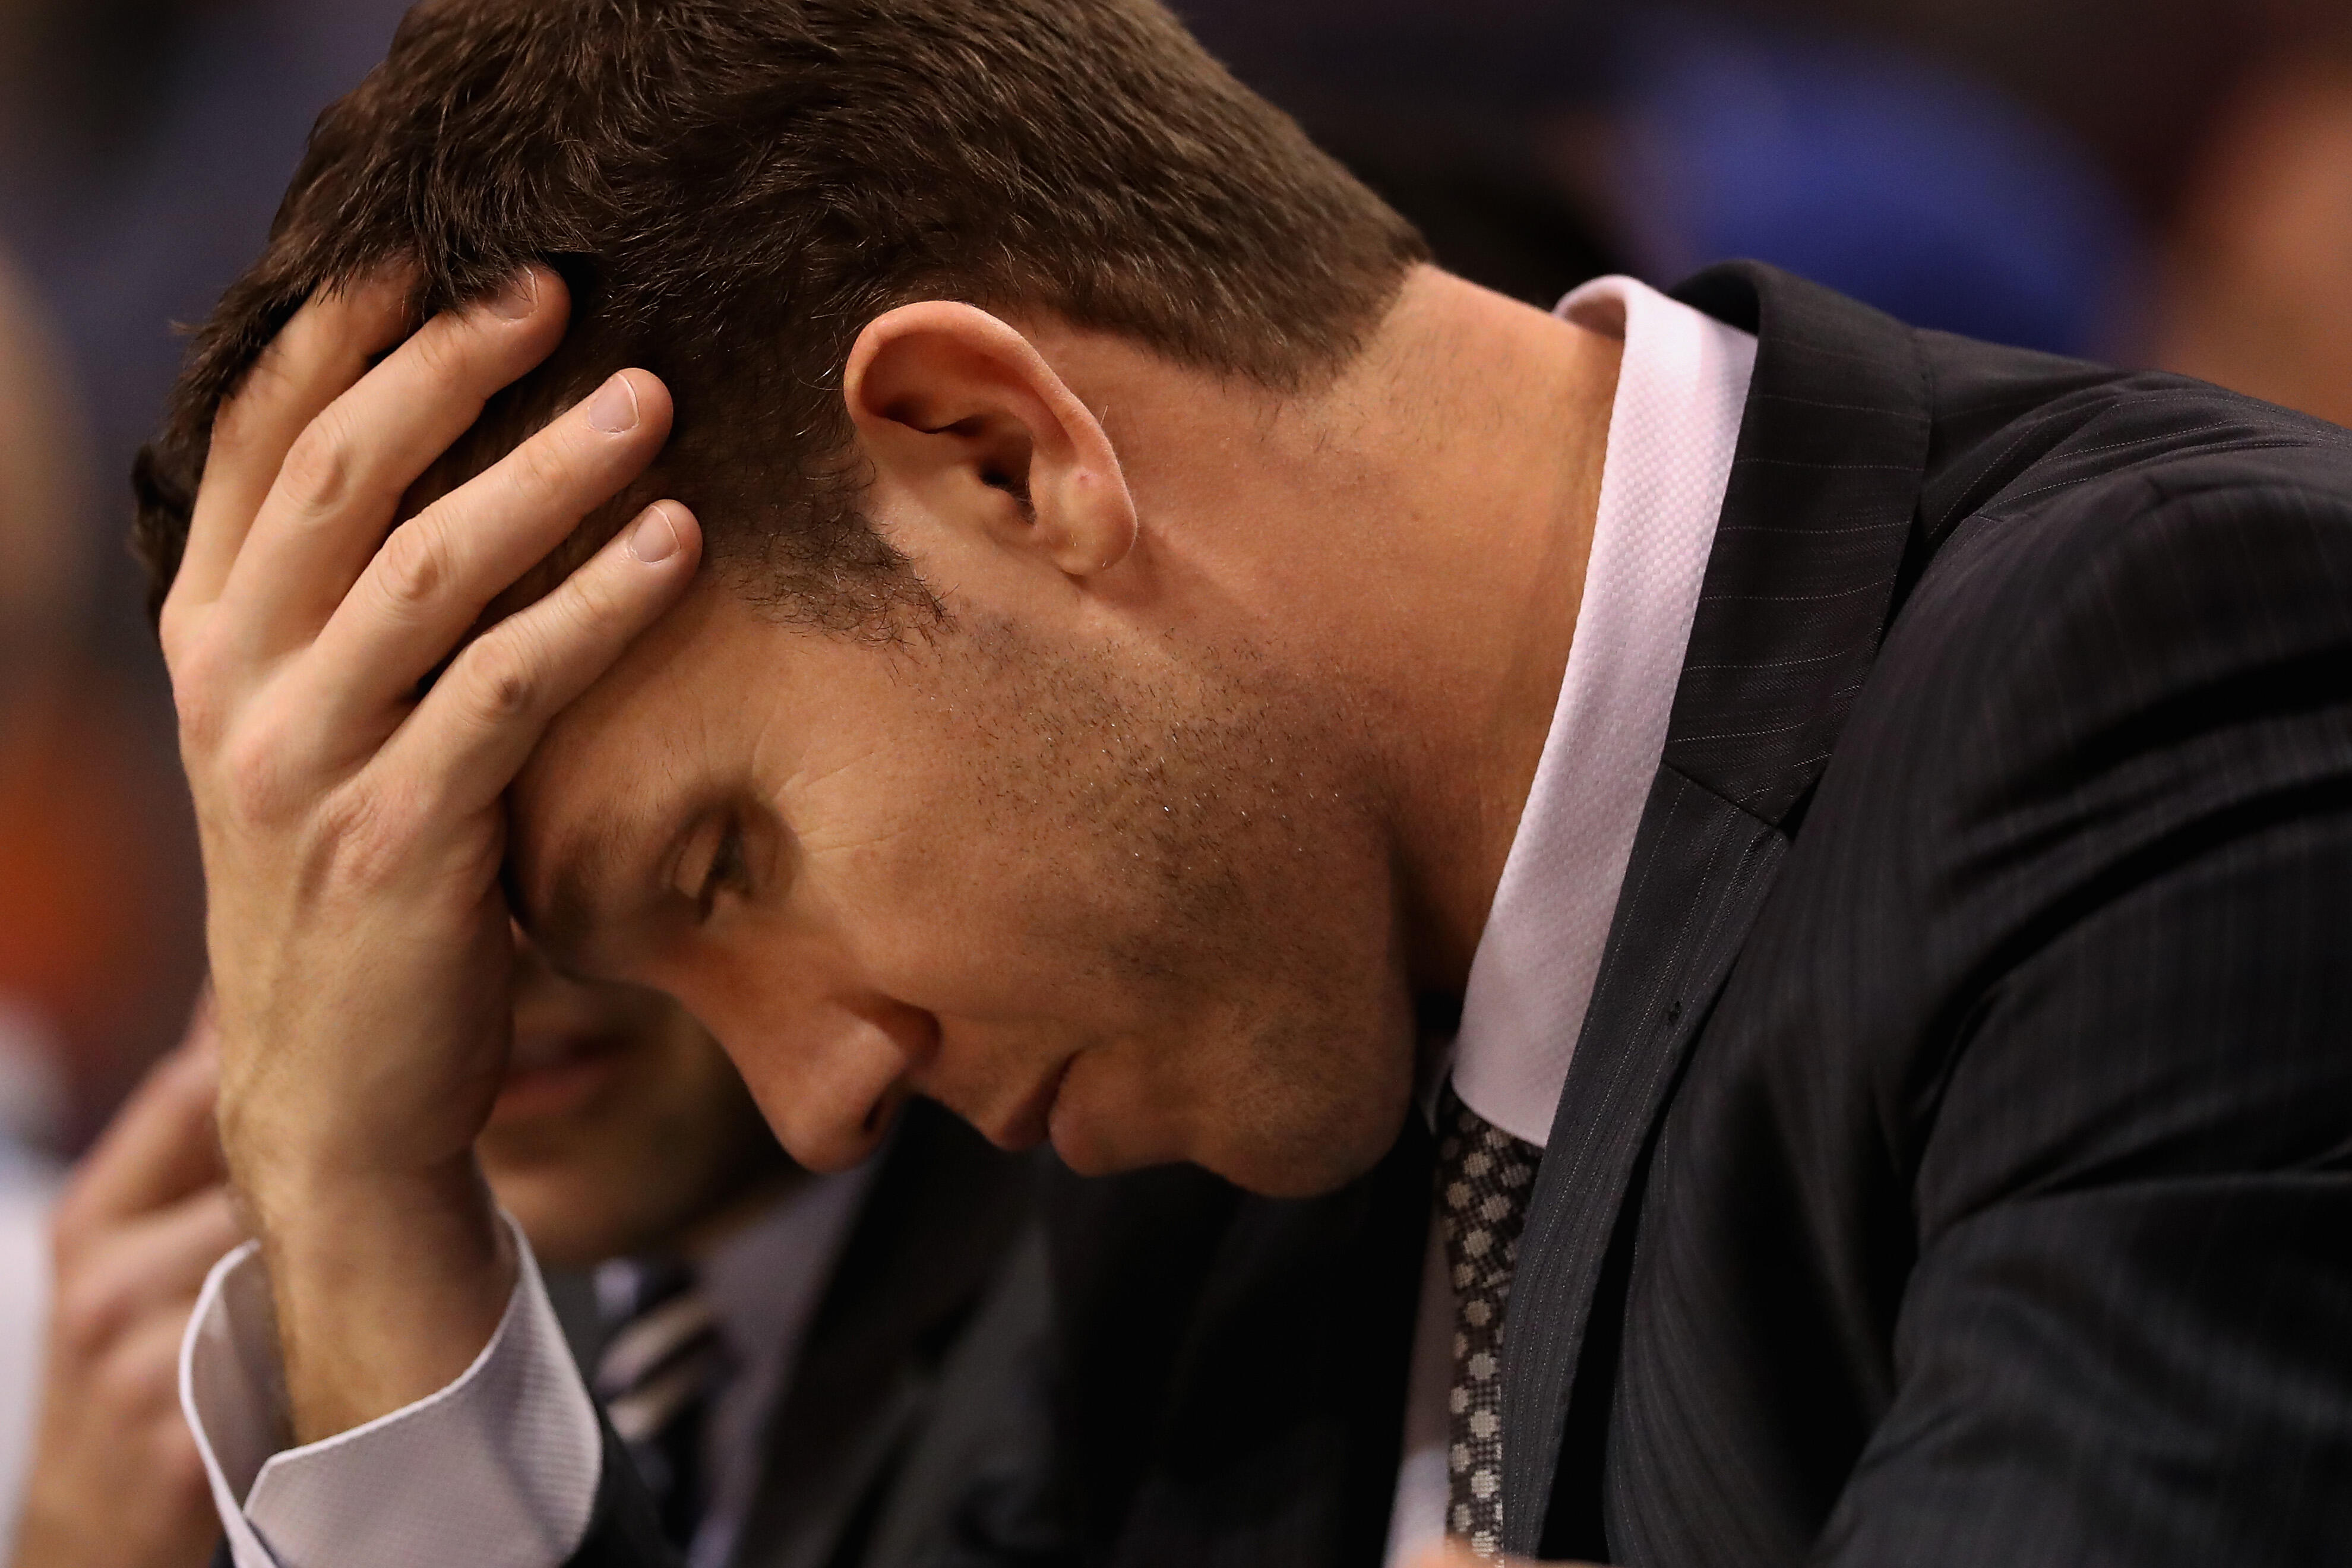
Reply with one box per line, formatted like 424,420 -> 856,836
378,499 -> 703,818
171,273 -> 416,614
300,367 -> 674,719
93,1297 -> 211,1423
220,268 -> 572,647
58,1188 -> 245,1346
53,1030 -> 223,1236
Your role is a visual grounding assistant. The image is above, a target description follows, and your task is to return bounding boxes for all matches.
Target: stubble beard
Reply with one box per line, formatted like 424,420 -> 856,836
954,612 -> 1418,1194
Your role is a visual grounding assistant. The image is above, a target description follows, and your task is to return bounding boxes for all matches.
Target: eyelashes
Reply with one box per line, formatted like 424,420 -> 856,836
696,818 -> 749,919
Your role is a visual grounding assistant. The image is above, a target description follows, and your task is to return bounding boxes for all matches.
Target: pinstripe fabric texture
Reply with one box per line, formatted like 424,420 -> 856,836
1524,265 -> 2352,1566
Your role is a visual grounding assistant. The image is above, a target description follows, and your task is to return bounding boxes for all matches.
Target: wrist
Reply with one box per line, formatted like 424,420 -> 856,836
250,1158 -> 519,1443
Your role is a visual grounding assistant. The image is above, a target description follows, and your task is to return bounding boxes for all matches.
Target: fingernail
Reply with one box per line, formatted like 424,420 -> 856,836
490,270 -> 538,320
628,503 -> 682,564
587,374 -> 640,434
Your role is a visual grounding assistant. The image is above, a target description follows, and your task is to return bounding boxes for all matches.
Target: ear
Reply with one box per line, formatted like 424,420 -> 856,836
842,302 -> 1137,581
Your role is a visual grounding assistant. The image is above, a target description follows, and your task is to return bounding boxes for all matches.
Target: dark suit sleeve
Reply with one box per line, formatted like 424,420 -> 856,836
1820,479 -> 2352,1564
565,1418 -> 682,1568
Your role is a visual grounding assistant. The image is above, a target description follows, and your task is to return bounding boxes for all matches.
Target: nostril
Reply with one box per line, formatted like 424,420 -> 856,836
862,1080 -> 912,1137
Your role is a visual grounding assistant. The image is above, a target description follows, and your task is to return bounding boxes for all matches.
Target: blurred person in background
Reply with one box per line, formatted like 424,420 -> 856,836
1,1020 -> 226,1568
0,241 -> 84,1564
5,947 -> 1035,1568
2154,12 -> 2352,429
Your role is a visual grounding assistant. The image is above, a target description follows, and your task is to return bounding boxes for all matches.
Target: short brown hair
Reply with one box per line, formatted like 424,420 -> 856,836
132,0 -> 1426,630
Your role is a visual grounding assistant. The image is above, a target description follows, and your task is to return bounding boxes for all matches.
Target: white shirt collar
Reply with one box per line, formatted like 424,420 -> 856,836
1444,276 -> 1757,1147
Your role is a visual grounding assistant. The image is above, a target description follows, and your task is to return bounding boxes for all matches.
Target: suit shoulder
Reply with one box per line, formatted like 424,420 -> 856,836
1855,436 -> 2352,850
1916,333 -> 2352,533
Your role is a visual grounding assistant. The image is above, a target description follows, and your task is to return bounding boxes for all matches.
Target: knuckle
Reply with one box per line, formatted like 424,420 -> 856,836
559,550 -> 647,642
156,599 -> 198,665
43,1203 -> 91,1276
453,636 -> 544,729
314,783 -> 420,891
216,724 -> 303,821
372,517 -> 453,616
406,316 -> 490,393
165,643 -> 232,750
47,1271 -> 126,1362
549,577 -> 620,650
208,364 -> 282,456
274,410 -> 359,518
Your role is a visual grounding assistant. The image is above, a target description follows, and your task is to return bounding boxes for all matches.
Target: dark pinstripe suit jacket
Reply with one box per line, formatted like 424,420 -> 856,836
1022,263 -> 2352,1568
573,263 -> 2352,1567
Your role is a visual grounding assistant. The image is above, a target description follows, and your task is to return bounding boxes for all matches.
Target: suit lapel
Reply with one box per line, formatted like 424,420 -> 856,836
734,1104 -> 1030,1568
1499,264 -> 1933,1554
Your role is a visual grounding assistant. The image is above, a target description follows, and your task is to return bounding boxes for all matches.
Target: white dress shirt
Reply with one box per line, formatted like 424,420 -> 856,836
182,1164 -> 875,1568
180,274 -> 1753,1568
1384,276 -> 1756,1567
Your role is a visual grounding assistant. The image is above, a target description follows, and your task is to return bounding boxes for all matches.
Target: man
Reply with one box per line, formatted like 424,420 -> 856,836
135,1 -> 2352,1566
7,955 -> 1033,1568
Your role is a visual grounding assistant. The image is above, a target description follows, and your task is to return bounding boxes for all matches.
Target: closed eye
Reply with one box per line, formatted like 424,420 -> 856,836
697,818 -> 750,920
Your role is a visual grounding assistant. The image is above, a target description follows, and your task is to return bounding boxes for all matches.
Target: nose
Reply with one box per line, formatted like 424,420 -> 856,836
723,995 -> 940,1171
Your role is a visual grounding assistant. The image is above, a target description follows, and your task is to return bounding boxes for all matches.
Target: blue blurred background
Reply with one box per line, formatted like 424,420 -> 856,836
0,0 -> 2347,1158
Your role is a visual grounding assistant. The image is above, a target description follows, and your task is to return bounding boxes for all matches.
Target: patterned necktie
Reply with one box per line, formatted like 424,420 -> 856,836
1434,1086 -> 1542,1560
595,1259 -> 728,1550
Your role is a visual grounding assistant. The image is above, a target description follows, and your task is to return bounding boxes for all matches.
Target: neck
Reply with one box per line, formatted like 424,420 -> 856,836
1270,268 -> 1623,994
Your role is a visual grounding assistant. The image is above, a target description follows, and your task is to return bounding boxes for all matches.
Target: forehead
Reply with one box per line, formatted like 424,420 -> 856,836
505,571 -> 954,966
505,580 -> 753,963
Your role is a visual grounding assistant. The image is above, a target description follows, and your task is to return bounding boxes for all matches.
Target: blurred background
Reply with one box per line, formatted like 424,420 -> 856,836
1,0 -> 2349,1180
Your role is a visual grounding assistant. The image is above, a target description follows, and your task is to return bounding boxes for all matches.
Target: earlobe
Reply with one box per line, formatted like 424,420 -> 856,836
843,302 -> 1137,583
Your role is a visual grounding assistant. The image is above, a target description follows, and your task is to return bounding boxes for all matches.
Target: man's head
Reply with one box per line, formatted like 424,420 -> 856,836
134,0 -> 1425,627
138,0 -> 1494,1197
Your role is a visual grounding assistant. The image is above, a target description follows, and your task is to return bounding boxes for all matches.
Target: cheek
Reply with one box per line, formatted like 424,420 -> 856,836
791,823 -> 1036,1010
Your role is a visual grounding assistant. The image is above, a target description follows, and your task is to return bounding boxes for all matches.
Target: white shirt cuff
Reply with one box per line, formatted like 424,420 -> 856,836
179,1212 -> 603,1568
